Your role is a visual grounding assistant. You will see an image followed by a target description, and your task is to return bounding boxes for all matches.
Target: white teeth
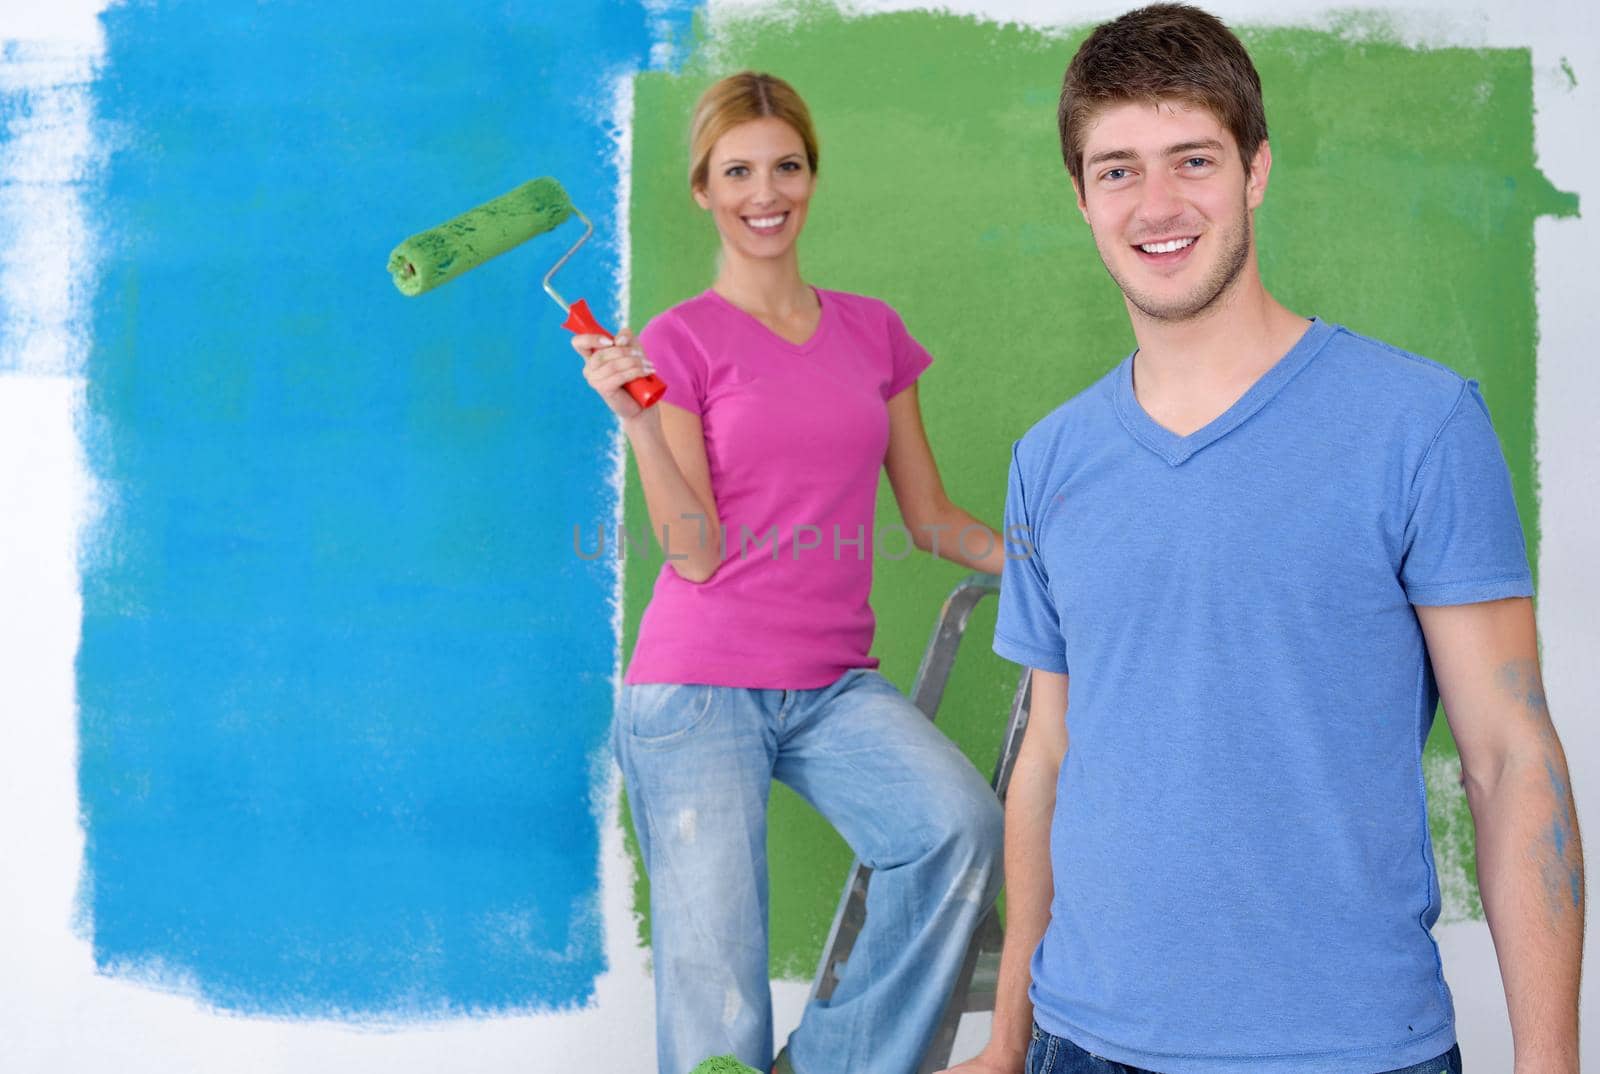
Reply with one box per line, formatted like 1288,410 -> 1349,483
1139,237 -> 1196,254
746,214 -> 786,229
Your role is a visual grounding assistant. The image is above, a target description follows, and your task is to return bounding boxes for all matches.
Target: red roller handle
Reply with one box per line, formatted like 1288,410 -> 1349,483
563,298 -> 666,409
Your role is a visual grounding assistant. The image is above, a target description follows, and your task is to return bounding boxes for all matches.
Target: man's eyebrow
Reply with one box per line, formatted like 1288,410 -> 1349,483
1085,138 -> 1228,169
1165,138 -> 1226,157
1085,147 -> 1138,168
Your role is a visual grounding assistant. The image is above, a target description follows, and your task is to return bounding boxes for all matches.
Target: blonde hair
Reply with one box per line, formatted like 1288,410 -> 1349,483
688,71 -> 820,191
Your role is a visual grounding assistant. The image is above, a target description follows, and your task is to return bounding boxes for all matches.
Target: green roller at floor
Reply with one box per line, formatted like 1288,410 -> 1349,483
688,1057 -> 762,1074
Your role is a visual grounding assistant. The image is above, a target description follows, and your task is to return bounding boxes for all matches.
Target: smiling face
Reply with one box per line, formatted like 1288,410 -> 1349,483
1075,98 -> 1270,323
693,116 -> 814,263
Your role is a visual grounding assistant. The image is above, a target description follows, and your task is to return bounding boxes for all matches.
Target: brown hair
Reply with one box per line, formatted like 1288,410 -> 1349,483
1058,3 -> 1267,188
688,71 -> 820,191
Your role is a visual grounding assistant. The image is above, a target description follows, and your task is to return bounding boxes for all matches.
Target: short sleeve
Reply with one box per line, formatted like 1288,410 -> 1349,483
993,442 -> 1070,673
883,305 -> 934,400
638,313 -> 709,417
1400,379 -> 1534,605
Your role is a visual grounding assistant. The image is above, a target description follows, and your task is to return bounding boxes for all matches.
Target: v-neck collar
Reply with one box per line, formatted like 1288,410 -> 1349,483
704,286 -> 831,354
1113,317 -> 1335,467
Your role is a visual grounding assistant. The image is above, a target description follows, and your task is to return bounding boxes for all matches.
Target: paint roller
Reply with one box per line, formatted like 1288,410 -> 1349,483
387,177 -> 666,408
688,1058 -> 762,1074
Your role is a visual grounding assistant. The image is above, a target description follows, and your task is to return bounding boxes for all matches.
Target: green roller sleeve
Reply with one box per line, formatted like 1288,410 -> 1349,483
688,1058 -> 762,1074
388,177 -> 575,296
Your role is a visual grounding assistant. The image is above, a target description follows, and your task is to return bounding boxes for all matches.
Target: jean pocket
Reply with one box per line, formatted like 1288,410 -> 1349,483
623,682 -> 717,748
1025,1024 -> 1059,1074
1379,1044 -> 1461,1074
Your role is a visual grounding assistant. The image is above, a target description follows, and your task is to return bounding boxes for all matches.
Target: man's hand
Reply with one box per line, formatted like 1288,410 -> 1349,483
936,1044 -> 1027,1074
942,669 -> 1069,1074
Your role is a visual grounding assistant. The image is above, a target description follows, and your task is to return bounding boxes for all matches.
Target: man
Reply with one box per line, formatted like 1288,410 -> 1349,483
948,5 -> 1582,1073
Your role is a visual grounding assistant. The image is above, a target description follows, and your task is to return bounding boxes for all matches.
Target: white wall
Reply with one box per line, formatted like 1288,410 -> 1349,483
1,0 -> 1595,1070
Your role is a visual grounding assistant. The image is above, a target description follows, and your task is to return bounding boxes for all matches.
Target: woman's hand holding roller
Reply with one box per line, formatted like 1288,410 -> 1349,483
571,326 -> 723,583
571,329 -> 656,422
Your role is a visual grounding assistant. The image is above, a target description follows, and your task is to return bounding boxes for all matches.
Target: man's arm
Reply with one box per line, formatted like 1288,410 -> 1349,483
1417,597 -> 1583,1074
940,669 -> 1069,1074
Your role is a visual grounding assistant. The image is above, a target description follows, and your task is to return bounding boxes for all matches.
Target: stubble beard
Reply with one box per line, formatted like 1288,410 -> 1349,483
1103,197 -> 1253,324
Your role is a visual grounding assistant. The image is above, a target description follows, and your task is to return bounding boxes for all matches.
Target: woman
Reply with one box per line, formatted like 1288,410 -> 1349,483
573,71 -> 1005,1074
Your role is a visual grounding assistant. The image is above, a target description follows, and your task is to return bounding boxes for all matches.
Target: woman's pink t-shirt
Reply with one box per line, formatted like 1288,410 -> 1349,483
623,288 -> 934,689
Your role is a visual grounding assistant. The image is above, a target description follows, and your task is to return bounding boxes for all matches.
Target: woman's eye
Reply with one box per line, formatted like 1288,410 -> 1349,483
725,165 -> 748,178
779,161 -> 801,172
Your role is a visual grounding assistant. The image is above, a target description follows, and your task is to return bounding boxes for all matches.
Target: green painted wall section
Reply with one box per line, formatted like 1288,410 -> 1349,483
623,1 -> 1577,976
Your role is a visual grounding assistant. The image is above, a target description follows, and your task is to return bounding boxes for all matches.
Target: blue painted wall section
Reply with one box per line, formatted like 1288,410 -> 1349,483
77,0 -> 695,1017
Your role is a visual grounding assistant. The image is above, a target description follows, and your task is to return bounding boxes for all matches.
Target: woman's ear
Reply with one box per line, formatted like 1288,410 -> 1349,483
692,185 -> 710,211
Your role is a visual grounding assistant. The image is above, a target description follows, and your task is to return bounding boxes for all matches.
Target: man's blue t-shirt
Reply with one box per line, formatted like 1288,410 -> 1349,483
993,318 -> 1532,1074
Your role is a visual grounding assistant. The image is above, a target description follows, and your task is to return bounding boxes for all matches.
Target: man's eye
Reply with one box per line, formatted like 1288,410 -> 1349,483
1183,157 -> 1211,169
1103,168 -> 1129,181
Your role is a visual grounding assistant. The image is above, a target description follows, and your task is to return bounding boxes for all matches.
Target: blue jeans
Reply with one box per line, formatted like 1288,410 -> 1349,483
1025,1023 -> 1464,1074
615,667 -> 1005,1074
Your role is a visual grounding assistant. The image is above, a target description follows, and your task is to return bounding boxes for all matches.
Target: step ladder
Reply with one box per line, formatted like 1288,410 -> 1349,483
807,573 -> 1033,1073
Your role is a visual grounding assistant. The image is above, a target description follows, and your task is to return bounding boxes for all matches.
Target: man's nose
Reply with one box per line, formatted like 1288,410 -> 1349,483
1137,168 -> 1184,224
